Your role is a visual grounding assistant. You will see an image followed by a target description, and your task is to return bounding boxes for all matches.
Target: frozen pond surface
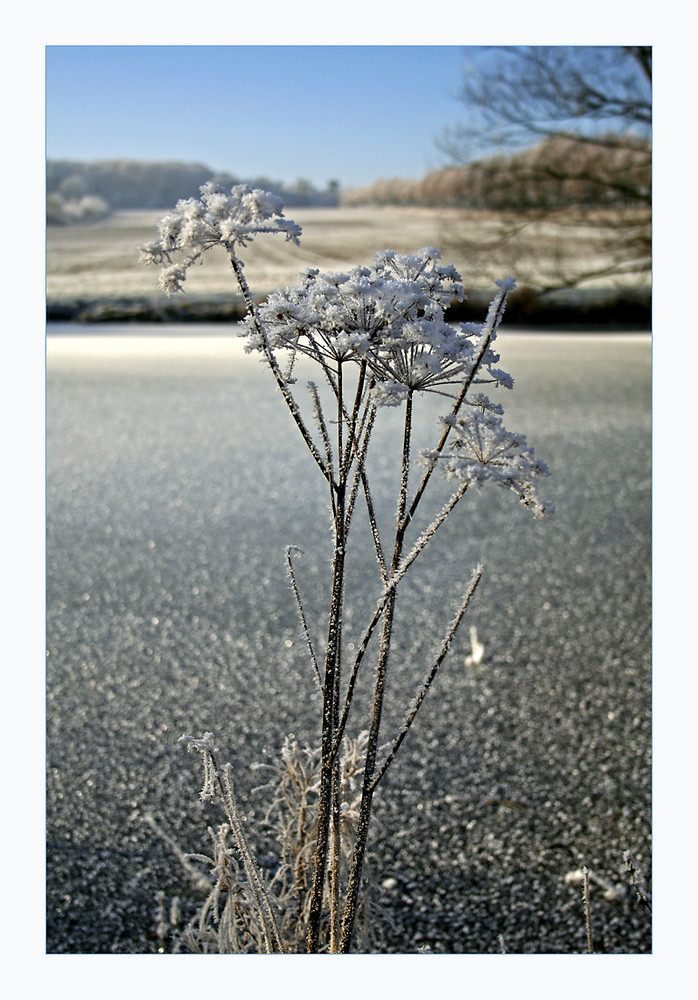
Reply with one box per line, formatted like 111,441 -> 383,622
46,327 -> 651,953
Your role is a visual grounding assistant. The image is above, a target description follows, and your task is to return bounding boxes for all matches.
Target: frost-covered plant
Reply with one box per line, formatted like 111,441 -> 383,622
140,183 -> 552,954
139,182 -> 302,294
424,405 -> 553,517
170,733 -> 372,954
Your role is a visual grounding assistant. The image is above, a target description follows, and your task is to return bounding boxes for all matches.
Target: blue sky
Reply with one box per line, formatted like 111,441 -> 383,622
45,45 -> 478,189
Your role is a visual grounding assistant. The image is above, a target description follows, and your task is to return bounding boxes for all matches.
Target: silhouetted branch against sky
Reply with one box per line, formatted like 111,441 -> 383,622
440,46 -> 651,162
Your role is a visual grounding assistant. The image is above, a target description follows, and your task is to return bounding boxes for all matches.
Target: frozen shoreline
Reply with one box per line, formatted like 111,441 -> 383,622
46,285 -> 651,329
45,326 -> 652,363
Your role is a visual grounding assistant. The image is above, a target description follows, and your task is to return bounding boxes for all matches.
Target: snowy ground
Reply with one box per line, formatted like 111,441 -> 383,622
46,329 -> 651,954
46,206 -> 648,305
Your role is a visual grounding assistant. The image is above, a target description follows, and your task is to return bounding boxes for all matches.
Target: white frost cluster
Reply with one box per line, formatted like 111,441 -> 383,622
422,402 -> 553,518
243,248 -> 490,400
139,183 -> 302,293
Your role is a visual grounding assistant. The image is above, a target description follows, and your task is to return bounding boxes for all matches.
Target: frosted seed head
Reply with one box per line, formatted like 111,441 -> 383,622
139,183 -> 302,294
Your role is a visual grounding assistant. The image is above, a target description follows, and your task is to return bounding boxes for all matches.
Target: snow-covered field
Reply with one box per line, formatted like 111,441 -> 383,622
46,206 -> 643,304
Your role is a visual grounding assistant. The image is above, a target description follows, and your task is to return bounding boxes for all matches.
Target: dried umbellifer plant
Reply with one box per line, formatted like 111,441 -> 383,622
140,182 -> 552,953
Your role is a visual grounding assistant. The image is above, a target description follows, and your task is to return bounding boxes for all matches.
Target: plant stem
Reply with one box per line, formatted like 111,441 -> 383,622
402,285 -> 511,535
305,489 -> 345,951
229,247 -> 344,953
330,763 -> 341,951
213,754 -> 284,953
332,477 -> 471,763
228,252 -> 330,482
306,363 -> 348,953
339,391 -> 414,952
285,546 -> 322,691
371,566 -> 482,791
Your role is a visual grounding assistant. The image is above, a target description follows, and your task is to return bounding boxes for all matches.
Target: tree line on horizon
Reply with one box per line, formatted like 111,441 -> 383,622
341,134 -> 650,212
46,159 -> 342,224
47,129 -> 650,222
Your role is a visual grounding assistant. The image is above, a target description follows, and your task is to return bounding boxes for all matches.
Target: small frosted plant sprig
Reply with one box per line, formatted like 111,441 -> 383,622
422,405 -> 552,517
139,182 -> 301,294
179,733 -> 285,953
141,185 -> 552,954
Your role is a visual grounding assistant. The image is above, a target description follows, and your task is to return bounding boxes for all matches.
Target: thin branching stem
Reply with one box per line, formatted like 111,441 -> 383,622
336,361 -> 344,487
395,390 -> 414,550
229,252 -> 330,483
318,364 -> 387,579
220,768 -> 283,953
309,382 -> 335,485
623,850 -> 652,913
285,546 -> 322,691
339,592 -> 395,953
332,476 -> 471,761
330,768 -> 342,951
339,390 -> 414,953
306,549 -> 345,950
402,286 -> 511,534
582,866 -> 594,954
306,364 -> 348,953
344,402 -> 374,537
345,402 -> 387,581
340,360 -> 368,481
371,565 -> 482,791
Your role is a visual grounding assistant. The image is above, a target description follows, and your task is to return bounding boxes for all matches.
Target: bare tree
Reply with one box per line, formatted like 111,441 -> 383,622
438,46 -> 651,294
